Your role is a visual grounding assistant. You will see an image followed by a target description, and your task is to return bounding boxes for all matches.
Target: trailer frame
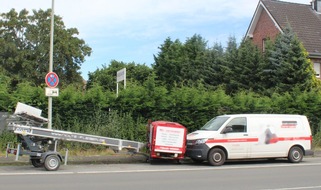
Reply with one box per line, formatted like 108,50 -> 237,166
6,102 -> 145,171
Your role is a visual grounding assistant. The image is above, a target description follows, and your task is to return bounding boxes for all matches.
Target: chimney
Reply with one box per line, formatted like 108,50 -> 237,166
312,0 -> 321,12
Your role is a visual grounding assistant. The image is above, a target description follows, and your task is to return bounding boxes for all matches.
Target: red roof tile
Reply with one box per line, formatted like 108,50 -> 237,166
262,0 -> 321,54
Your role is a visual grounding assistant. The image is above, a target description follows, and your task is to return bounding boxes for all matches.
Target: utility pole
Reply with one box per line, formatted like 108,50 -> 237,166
48,0 -> 55,129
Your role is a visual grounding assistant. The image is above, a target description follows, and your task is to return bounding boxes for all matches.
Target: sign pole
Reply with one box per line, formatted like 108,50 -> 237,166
124,68 -> 126,89
48,0 -> 55,129
116,82 -> 119,97
116,68 -> 126,97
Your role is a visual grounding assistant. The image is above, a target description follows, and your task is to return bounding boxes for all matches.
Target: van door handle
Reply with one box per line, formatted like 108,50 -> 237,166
243,134 -> 248,136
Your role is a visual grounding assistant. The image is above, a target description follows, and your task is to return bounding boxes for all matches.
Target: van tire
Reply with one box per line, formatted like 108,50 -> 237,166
288,146 -> 303,163
208,148 -> 226,166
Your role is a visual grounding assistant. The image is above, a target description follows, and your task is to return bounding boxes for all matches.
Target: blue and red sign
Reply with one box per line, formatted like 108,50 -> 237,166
45,72 -> 59,88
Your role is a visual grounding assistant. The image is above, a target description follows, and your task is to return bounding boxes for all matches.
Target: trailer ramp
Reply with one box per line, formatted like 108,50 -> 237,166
6,102 -> 145,171
8,123 -> 144,152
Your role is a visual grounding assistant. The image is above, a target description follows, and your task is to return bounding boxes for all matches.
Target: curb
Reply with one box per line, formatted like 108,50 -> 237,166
0,152 -> 149,166
1,151 -> 320,166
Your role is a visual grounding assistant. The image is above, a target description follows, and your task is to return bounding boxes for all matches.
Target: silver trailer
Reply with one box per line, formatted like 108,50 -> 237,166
6,102 -> 145,171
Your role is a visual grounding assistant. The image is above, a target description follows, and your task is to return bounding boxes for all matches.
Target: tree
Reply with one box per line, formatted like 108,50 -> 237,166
86,60 -> 153,91
223,36 -> 239,94
202,42 -> 226,88
0,71 -> 12,111
0,9 -> 92,88
233,38 -> 264,92
264,24 -> 321,93
153,37 -> 184,88
153,34 -> 212,88
180,34 -> 209,85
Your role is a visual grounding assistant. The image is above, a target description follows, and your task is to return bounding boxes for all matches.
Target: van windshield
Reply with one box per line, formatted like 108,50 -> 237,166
200,116 -> 230,131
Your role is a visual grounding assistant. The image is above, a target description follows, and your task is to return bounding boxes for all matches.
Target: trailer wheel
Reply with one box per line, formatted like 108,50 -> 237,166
288,146 -> 303,163
208,148 -> 226,166
44,155 -> 61,171
31,159 -> 44,168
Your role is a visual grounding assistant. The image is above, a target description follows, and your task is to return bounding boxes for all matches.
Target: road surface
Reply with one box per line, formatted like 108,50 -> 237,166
0,157 -> 320,190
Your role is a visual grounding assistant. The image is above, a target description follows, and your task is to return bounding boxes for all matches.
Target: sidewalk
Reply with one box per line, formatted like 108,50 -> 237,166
1,150 -> 320,166
0,151 -> 149,166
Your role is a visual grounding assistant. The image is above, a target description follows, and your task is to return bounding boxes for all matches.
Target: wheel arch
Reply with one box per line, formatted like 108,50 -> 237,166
207,145 -> 228,160
41,151 -> 63,162
288,144 -> 305,155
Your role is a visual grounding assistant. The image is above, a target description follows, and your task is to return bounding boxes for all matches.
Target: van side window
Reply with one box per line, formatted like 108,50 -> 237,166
226,117 -> 247,133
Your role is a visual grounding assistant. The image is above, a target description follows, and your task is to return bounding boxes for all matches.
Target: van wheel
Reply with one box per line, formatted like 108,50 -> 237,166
288,146 -> 303,163
208,148 -> 226,166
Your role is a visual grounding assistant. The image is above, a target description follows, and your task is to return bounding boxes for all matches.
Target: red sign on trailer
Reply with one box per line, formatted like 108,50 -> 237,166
148,121 -> 187,161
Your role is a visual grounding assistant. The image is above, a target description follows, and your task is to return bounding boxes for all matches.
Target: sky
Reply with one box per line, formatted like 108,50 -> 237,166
1,0 -> 311,80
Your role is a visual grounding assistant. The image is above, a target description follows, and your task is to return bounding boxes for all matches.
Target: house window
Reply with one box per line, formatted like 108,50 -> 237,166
314,63 -> 320,78
262,38 -> 267,53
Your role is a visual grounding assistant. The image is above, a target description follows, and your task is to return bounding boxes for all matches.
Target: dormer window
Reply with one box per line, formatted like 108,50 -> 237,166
314,62 -> 320,78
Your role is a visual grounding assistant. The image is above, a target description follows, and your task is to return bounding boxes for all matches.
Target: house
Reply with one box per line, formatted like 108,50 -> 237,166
246,0 -> 321,78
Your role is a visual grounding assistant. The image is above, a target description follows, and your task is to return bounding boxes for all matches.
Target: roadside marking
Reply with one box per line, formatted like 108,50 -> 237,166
0,162 -> 321,176
77,162 -> 321,174
262,186 -> 321,190
0,172 -> 74,176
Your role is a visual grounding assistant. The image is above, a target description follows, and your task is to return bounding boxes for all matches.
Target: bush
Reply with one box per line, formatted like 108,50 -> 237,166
0,130 -> 16,152
54,110 -> 147,151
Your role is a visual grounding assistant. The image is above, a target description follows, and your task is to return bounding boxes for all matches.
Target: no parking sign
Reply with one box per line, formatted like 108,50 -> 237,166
45,72 -> 59,88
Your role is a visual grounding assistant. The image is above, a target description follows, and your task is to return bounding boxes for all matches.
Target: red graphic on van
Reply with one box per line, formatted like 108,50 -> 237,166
264,128 -> 278,144
281,121 -> 297,128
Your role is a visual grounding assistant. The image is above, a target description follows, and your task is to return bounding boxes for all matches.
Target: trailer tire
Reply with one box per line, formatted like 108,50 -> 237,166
44,155 -> 61,171
31,159 -> 44,168
208,148 -> 226,166
288,146 -> 303,163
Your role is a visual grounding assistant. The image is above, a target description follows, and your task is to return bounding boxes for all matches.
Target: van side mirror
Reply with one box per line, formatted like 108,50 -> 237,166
221,126 -> 233,134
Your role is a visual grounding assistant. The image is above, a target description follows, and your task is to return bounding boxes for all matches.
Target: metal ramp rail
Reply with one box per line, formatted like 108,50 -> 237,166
7,123 -> 144,152
6,102 -> 145,171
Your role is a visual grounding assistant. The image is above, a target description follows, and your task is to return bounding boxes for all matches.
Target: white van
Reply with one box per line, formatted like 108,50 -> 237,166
185,114 -> 314,166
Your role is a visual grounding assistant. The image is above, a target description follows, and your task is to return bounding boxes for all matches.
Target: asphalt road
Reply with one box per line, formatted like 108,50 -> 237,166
0,157 -> 321,190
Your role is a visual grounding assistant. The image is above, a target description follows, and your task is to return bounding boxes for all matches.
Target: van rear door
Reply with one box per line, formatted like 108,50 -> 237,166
248,116 -> 304,158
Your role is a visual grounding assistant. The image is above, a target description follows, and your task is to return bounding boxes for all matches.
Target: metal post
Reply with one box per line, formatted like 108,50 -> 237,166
64,148 -> 69,165
54,140 -> 58,152
124,68 -> 126,89
48,0 -> 55,129
15,144 -> 21,161
5,143 -> 10,158
116,82 -> 119,97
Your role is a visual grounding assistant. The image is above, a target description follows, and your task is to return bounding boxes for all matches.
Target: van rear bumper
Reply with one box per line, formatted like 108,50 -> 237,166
305,149 -> 314,156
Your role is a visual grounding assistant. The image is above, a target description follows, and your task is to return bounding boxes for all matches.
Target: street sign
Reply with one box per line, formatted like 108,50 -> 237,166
45,72 -> 59,88
45,87 -> 59,97
116,68 -> 126,97
117,68 -> 126,82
